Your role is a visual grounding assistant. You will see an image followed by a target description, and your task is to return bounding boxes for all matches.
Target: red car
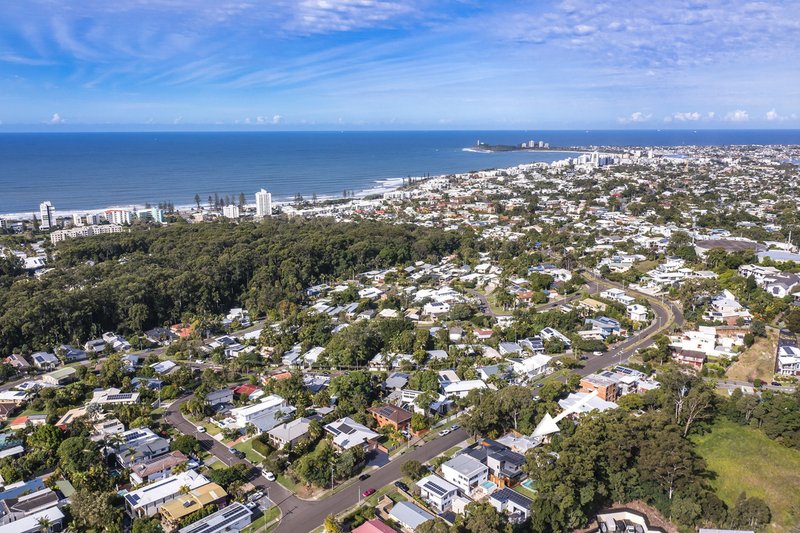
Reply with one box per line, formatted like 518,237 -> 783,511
362,488 -> 376,497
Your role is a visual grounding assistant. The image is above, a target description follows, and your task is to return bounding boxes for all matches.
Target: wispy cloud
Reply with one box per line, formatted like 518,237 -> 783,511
617,111 -> 651,124
724,109 -> 749,122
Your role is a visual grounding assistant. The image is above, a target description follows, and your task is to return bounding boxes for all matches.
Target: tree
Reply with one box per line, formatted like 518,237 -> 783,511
132,517 -> 164,533
69,489 -> 122,531
171,435 -> 202,456
238,192 -> 246,209
638,429 -> 699,500
415,519 -> 451,533
57,436 -> 99,477
456,501 -> 511,533
194,193 -> 201,210
324,514 -> 342,533
401,460 -> 429,481
730,493 -> 771,530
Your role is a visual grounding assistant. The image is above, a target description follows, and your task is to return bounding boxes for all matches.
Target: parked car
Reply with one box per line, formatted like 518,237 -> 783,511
247,491 -> 264,502
771,381 -> 781,386
246,501 -> 258,509
362,488 -> 376,497
359,474 -> 370,481
394,481 -> 409,491
263,471 -> 276,482
231,449 -> 245,459
438,429 -> 450,437
450,424 -> 460,430
592,351 -> 603,356
196,426 -> 206,433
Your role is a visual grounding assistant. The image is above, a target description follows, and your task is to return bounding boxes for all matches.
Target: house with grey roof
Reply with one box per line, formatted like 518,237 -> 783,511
388,501 -> 435,531
488,488 -> 532,522
441,454 -> 489,496
267,417 -> 312,450
417,474 -> 458,512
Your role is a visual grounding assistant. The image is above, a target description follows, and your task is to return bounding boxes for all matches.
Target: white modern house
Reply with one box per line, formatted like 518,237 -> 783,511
417,474 -> 459,512
224,395 -> 294,432
124,469 -> 210,517
441,454 -> 489,496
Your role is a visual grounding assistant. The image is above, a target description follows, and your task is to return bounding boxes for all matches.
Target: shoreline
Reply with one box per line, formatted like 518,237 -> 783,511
0,175 -> 421,221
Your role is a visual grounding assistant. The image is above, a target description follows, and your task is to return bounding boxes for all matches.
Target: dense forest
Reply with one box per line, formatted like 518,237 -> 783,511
0,219 -> 463,353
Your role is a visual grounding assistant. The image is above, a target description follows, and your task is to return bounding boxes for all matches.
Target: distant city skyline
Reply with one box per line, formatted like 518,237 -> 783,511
0,0 -> 798,130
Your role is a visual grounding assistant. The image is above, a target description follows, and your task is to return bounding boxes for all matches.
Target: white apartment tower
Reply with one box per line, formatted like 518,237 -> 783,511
222,204 -> 240,219
255,188 -> 272,217
39,201 -> 56,229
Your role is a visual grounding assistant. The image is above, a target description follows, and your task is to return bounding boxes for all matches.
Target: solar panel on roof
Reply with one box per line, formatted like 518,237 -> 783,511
424,481 -> 449,496
338,423 -> 354,434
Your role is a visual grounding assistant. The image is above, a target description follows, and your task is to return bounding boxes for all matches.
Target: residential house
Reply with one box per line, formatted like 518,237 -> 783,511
30,352 -> 58,369
441,454 -> 489,496
506,354 -> 552,382
55,344 -> 86,363
462,439 -> 525,488
88,387 -> 140,406
8,415 -> 47,431
267,417 -> 312,449
580,373 -> 622,402
109,427 -> 170,469
388,502 -> 435,531
443,379 -> 487,399
159,482 -> 227,531
627,304 -> 648,323
488,488 -> 533,523
205,388 -> 233,408
367,405 -> 413,432
144,327 -> 179,345
41,367 -> 77,386
583,317 -> 621,338
558,392 -> 618,415
3,354 -> 30,371
674,349 -> 706,369
224,395 -> 293,432
776,337 -> 800,376
325,417 -> 380,452
130,451 -> 189,486
178,502 -> 252,533
124,469 -> 210,517
351,519 -> 397,533
539,327 -> 571,347
102,332 -> 131,352
416,474 -> 458,512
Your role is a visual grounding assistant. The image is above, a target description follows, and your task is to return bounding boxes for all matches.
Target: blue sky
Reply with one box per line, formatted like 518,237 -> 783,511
0,0 -> 798,130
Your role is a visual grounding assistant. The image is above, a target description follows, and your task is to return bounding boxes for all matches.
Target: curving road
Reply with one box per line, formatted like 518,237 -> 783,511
165,398 -> 468,533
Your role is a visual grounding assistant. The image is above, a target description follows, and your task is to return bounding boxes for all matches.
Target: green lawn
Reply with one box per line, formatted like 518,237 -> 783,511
234,437 -> 265,464
693,419 -> 800,532
512,484 -> 537,500
276,473 -> 297,492
242,506 -> 280,533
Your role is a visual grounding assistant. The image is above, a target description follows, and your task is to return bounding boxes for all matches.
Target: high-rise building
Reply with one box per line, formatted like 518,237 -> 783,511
222,204 -> 240,219
105,209 -> 132,225
255,189 -> 272,218
39,201 -> 56,229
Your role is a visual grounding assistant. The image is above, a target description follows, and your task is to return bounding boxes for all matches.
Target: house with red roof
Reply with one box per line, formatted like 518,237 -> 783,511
351,519 -> 397,533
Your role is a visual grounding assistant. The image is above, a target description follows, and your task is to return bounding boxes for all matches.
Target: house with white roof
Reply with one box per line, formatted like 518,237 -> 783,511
506,354 -> 552,381
124,469 -> 210,517
443,379 -> 487,398
627,304 -> 648,323
224,395 -> 293,432
324,417 -> 380,452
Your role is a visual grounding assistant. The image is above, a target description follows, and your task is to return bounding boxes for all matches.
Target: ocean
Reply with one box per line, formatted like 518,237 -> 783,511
1,129 -> 798,216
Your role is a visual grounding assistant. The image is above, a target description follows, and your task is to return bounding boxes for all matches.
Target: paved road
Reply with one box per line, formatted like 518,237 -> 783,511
715,378 -> 796,393
165,396 -> 467,533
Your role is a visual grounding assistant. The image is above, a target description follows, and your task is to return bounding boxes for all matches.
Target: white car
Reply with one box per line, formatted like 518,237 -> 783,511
263,471 -> 276,482
592,351 -> 603,356
247,491 -> 264,502
196,426 -> 206,433
438,429 -> 450,437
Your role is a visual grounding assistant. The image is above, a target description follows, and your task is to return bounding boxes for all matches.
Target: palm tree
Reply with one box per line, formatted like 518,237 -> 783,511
37,517 -> 52,533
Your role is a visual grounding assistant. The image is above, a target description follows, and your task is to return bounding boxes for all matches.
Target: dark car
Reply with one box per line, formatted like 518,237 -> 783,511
394,481 -> 409,492
359,474 -> 370,481
362,488 -> 376,497
231,449 -> 246,459
771,381 -> 781,386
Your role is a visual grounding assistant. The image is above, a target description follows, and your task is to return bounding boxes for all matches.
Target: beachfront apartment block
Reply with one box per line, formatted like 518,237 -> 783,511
256,188 -> 272,217
222,204 -> 240,219
50,223 -> 125,244
39,201 -> 55,229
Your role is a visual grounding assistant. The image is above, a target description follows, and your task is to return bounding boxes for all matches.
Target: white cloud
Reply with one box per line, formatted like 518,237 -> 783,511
617,111 -> 651,124
766,109 -> 779,121
48,113 -> 63,124
724,109 -> 749,122
271,114 -> 282,124
173,116 -> 182,124
672,111 -> 701,121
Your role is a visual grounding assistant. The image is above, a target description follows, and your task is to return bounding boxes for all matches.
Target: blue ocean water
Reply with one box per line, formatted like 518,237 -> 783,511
1,130 -> 798,215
